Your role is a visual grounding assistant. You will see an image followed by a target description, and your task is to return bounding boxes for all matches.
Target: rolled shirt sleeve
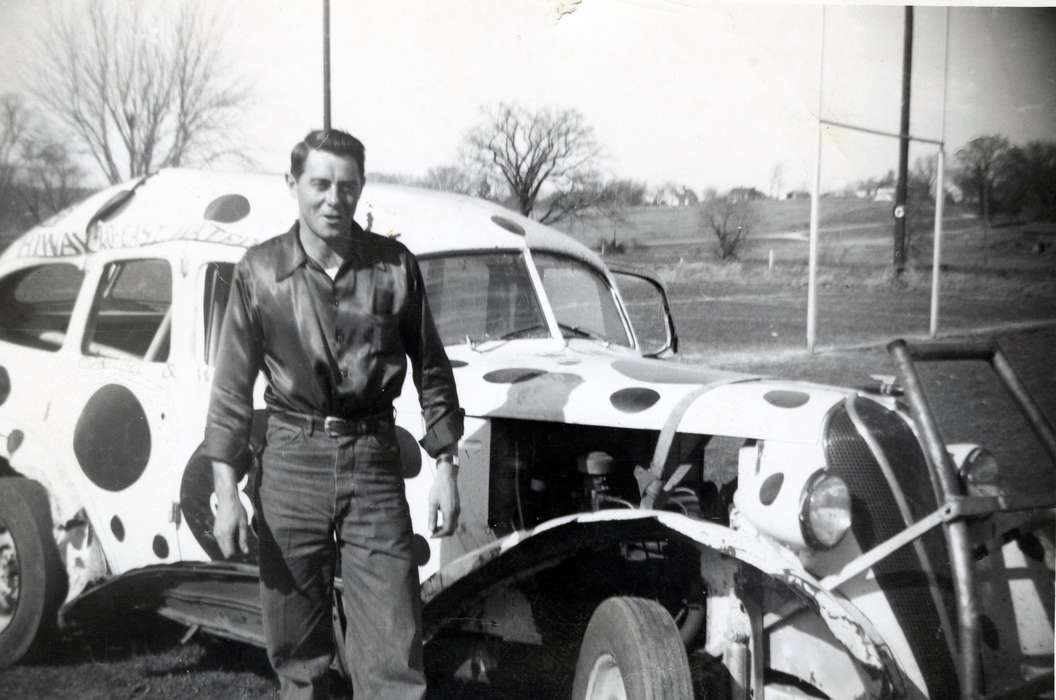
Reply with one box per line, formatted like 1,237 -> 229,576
401,253 -> 464,458
202,258 -> 263,468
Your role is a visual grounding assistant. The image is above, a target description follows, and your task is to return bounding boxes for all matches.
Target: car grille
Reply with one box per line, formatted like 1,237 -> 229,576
824,397 -> 957,697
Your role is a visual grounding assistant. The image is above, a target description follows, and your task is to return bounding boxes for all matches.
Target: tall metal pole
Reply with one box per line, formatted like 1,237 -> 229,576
323,0 -> 332,130
807,7 -> 826,352
929,9 -> 951,338
893,6 -> 914,276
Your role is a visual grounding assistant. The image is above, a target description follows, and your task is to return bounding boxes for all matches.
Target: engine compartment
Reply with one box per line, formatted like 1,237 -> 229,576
485,418 -> 734,535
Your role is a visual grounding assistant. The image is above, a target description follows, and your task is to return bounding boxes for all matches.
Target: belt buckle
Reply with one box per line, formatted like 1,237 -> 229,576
323,415 -> 346,437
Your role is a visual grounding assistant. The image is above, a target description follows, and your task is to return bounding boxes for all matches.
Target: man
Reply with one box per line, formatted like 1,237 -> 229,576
203,129 -> 462,699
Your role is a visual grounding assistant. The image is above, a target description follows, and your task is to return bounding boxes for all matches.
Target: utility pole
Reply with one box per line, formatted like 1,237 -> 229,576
323,0 -> 331,130
893,6 -> 913,275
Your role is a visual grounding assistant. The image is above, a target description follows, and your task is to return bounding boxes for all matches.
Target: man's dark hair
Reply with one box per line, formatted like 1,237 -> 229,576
290,129 -> 366,180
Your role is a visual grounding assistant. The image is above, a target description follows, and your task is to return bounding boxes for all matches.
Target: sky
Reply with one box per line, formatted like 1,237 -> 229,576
1,0 -> 1054,195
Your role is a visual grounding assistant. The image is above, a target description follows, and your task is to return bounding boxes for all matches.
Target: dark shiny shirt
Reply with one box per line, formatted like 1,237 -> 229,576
203,221 -> 463,464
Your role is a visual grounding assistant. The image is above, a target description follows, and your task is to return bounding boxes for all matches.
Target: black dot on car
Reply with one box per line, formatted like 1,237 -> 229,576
483,368 -> 547,384
411,534 -> 431,566
759,473 -> 784,505
609,387 -> 661,413
979,614 -> 999,649
153,535 -> 170,559
73,384 -> 152,491
448,359 -> 468,368
203,193 -> 251,223
763,390 -> 810,409
110,515 -> 125,541
0,365 -> 10,405
396,427 -> 422,479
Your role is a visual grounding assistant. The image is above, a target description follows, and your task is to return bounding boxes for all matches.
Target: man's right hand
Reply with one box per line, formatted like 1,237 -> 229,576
213,493 -> 250,558
212,460 -> 250,558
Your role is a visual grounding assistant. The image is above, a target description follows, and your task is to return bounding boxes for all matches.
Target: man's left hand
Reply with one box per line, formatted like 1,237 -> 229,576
428,459 -> 460,537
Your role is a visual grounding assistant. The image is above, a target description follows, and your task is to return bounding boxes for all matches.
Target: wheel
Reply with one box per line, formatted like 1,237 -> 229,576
572,596 -> 693,700
0,478 -> 67,667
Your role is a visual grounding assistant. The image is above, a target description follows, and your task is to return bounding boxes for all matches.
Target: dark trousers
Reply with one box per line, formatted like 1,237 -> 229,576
256,413 -> 425,700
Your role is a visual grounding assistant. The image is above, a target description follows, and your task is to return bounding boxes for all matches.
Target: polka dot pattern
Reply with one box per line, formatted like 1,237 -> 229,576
203,194 -> 251,223
758,473 -> 784,505
448,359 -> 468,368
153,535 -> 169,559
411,534 -> 431,567
396,427 -> 422,479
763,390 -> 810,409
73,385 -> 151,492
610,387 -> 661,413
110,516 -> 125,542
483,368 -> 547,384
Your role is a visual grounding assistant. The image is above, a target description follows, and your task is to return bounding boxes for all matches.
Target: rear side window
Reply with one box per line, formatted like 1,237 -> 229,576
83,259 -> 173,362
0,264 -> 86,351
202,262 -> 235,365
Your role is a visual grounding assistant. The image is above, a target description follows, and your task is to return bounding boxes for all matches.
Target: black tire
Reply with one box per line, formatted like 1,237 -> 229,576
0,478 -> 67,667
572,596 -> 693,700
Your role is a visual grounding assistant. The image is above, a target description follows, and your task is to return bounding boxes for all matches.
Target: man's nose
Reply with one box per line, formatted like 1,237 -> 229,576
324,185 -> 340,207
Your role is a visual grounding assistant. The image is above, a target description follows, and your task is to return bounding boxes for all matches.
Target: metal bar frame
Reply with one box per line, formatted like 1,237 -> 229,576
807,8 -> 952,350
818,118 -> 943,147
887,337 -> 1056,699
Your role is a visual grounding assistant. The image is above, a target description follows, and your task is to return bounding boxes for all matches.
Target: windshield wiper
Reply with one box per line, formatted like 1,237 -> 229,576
499,323 -> 549,340
558,323 -> 605,342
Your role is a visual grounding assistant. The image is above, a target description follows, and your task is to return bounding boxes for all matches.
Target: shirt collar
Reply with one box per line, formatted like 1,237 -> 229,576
274,219 -> 376,281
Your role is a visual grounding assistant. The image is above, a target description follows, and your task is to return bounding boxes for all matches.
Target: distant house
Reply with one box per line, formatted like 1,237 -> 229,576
728,187 -> 766,203
785,190 -> 810,200
873,187 -> 895,202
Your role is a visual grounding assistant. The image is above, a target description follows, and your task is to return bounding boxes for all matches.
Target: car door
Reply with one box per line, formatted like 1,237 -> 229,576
48,254 -> 184,575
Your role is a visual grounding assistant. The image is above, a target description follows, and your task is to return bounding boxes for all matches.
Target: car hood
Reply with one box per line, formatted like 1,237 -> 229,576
446,341 -> 850,445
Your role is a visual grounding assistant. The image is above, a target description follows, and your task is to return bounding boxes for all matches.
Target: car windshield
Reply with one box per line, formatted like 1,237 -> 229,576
419,252 -> 549,346
533,252 -> 631,347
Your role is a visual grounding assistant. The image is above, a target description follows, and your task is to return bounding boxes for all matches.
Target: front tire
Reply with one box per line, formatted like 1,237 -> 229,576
572,596 -> 693,700
0,478 -> 67,667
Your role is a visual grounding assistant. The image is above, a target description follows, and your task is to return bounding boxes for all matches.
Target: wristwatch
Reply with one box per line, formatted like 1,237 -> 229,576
438,452 -> 459,467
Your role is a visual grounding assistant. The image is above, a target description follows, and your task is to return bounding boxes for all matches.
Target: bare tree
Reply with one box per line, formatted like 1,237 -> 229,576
954,135 -> 1011,227
17,135 -> 84,224
1,94 -> 84,230
0,94 -> 30,214
421,165 -> 473,195
461,103 -> 605,225
27,1 -> 252,184
699,196 -> 756,261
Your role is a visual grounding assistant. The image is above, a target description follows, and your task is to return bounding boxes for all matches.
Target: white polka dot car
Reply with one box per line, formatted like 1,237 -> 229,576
0,169 -> 1052,699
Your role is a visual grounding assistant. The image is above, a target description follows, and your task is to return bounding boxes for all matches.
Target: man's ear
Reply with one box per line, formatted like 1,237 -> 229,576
285,172 -> 297,195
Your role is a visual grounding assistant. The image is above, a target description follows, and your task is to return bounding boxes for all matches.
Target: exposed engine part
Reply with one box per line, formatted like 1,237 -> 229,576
487,418 -> 724,534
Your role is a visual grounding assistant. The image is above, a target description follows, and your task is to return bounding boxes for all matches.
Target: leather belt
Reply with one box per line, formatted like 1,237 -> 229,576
274,409 -> 395,438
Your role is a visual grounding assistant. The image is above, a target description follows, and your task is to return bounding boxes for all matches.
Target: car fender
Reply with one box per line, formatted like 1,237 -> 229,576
421,509 -> 904,697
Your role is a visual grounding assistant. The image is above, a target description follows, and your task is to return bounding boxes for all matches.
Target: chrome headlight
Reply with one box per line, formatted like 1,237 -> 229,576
800,471 -> 852,550
953,445 -> 1002,496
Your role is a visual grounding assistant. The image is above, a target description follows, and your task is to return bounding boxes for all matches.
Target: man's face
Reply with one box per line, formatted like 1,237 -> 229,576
287,149 -> 363,242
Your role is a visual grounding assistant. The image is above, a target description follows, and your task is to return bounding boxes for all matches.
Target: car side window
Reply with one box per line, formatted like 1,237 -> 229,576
82,259 -> 173,362
203,262 -> 235,366
0,263 -> 86,352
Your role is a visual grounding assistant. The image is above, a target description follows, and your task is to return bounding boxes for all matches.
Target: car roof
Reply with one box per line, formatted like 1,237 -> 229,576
0,168 -> 605,271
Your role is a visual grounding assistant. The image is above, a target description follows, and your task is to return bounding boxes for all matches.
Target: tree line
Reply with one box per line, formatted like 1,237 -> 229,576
2,1 -> 1052,263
